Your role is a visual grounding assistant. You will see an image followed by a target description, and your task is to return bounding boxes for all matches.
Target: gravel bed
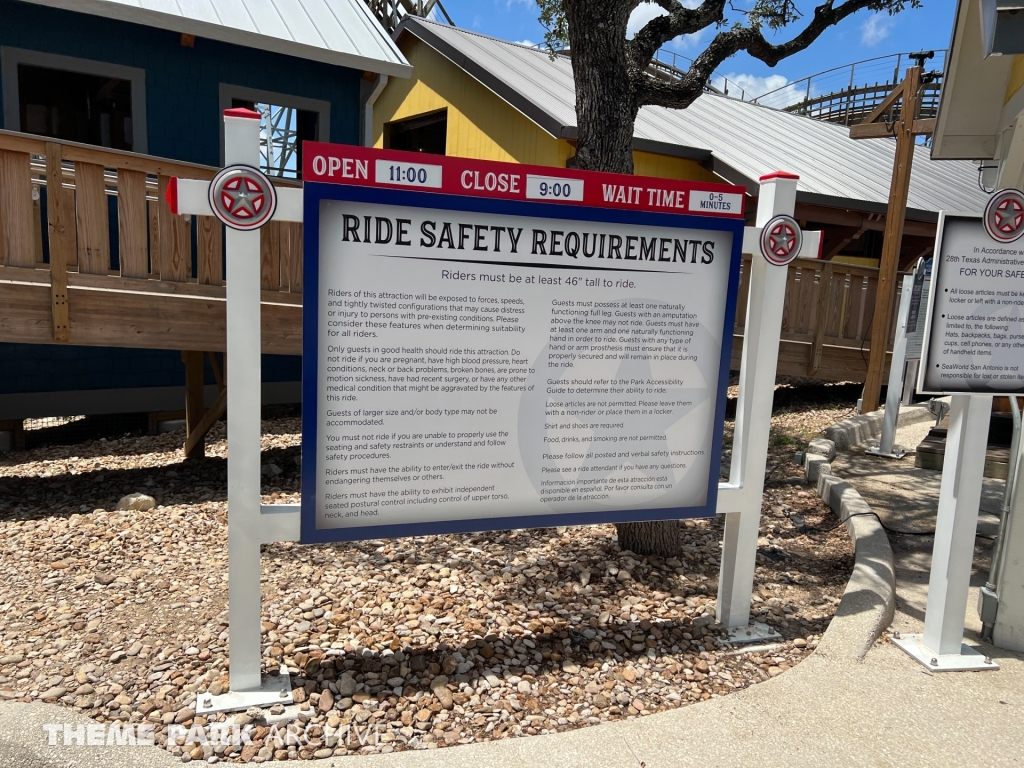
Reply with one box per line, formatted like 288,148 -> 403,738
0,400 -> 853,762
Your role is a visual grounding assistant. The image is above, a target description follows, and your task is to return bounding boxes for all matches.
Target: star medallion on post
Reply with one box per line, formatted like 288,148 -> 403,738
759,214 -> 803,266
984,189 -> 1024,244
208,165 -> 278,231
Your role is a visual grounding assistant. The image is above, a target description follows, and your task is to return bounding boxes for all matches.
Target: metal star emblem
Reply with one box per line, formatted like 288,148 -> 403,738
984,189 -> 1024,244
222,178 -> 264,220
208,165 -> 277,231
770,226 -> 795,255
994,200 -> 1023,233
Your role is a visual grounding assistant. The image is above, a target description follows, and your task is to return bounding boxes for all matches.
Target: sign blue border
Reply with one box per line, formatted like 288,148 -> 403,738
300,182 -> 744,544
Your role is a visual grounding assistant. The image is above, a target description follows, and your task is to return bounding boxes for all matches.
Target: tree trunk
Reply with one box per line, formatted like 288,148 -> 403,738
564,0 -> 682,557
616,519 -> 681,558
564,0 -> 637,174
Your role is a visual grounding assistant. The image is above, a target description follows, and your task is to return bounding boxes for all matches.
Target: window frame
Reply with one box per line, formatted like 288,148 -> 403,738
1,46 -> 148,153
218,83 -> 331,174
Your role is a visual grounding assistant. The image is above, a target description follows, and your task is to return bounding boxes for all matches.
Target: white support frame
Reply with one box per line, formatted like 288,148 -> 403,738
716,173 -> 799,642
893,393 -> 1000,671
1,46 -> 148,152
184,137 -> 799,708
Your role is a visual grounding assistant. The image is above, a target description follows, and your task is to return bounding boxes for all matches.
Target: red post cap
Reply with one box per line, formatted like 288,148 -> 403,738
223,107 -> 261,120
759,171 -> 800,182
165,176 -> 178,214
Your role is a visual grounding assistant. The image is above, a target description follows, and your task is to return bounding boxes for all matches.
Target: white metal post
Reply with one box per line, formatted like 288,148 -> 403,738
988,136 -> 1024,652
717,172 -> 797,638
893,394 -> 999,670
868,275 -> 913,458
224,112 -> 265,693
170,111 -> 302,714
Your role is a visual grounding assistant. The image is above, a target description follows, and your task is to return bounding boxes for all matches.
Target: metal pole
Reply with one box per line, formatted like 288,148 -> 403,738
845,64 -> 856,125
717,172 -> 797,641
980,396 -> 1022,639
922,394 -> 993,655
224,111 -> 266,693
869,274 -> 912,458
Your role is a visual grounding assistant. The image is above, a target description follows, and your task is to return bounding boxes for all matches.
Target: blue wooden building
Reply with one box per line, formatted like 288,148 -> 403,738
0,0 -> 409,434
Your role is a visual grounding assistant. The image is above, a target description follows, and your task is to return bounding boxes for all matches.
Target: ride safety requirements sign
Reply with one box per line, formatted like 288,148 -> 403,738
299,145 -> 745,543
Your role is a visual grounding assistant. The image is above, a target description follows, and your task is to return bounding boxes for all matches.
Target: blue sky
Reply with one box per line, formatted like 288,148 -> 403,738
433,0 -> 957,100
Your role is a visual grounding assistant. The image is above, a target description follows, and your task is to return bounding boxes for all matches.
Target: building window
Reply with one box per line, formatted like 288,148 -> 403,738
385,109 -> 447,155
19,65 -> 134,150
219,85 -> 330,180
1,47 -> 147,152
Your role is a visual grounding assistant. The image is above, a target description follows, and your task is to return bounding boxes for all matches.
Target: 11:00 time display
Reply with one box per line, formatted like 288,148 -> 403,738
387,165 -> 429,185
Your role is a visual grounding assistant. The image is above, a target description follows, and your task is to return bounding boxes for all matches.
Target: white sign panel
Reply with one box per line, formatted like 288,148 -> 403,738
919,214 -> 1024,394
311,201 -> 735,535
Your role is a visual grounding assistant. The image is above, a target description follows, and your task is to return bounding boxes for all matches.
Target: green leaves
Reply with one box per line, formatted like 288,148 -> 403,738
536,0 -> 569,53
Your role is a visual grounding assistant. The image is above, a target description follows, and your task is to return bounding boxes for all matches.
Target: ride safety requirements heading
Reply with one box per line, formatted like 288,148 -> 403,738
313,199 -> 735,531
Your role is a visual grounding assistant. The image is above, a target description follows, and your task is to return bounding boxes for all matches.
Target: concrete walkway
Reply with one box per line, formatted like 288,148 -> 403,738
4,419 -> 1024,767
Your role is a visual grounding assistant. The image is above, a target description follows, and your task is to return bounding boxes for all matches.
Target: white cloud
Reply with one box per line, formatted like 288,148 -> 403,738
860,14 -> 892,46
628,3 -> 669,37
711,73 -> 787,98
515,39 -> 537,47
670,27 -> 708,52
630,1 -> 705,44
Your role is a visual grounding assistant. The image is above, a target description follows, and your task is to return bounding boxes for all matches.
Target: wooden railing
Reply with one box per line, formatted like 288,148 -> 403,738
734,254 -> 903,381
0,130 -> 302,352
783,82 -> 942,126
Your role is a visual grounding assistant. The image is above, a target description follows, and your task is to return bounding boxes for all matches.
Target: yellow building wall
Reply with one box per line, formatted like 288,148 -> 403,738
1006,56 -> 1024,104
374,36 -> 716,182
633,150 -> 717,183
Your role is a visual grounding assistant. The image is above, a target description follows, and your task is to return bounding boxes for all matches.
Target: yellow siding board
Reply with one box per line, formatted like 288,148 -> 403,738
633,150 -> 717,182
374,37 -> 561,165
1006,56 -> 1024,104
375,37 -> 718,185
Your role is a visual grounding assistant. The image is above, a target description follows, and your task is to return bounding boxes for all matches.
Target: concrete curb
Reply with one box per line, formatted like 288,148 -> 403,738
823,403 -> 935,451
803,440 -> 896,659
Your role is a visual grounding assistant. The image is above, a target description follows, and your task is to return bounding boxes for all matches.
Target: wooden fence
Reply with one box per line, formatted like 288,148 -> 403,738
733,254 -> 900,381
0,130 -> 897,381
0,130 -> 301,354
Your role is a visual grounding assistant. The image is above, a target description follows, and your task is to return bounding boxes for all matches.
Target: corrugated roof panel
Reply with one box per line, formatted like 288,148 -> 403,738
406,18 -> 988,216
19,0 -> 411,76
175,0 -> 227,26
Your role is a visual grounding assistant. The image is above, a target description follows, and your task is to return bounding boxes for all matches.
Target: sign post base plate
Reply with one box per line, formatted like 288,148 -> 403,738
726,622 -> 782,645
891,633 -> 999,672
866,444 -> 907,460
195,669 -> 293,715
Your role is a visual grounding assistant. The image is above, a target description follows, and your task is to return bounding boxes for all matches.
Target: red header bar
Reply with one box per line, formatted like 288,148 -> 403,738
303,142 -> 746,219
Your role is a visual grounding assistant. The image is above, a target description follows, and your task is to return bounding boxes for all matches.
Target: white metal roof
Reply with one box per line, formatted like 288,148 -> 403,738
20,0 -> 411,77
401,18 -> 989,218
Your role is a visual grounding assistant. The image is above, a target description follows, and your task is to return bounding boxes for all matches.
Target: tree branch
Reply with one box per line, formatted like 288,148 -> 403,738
626,0 -> 727,71
636,0 -> 916,109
